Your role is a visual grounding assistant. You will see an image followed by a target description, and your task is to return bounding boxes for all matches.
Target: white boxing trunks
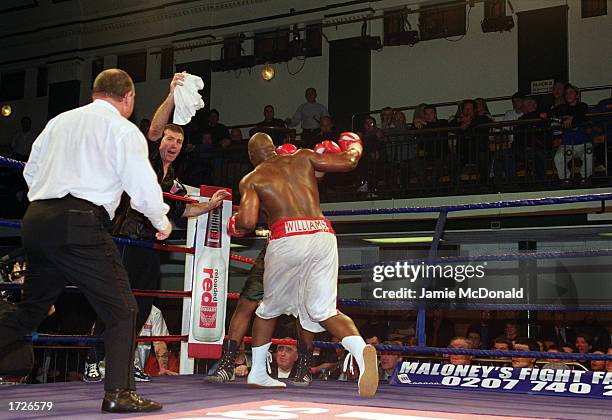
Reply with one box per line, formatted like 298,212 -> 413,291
255,218 -> 339,333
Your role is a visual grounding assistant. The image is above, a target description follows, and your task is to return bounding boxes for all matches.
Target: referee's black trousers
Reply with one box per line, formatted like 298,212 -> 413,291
0,195 -> 138,390
88,244 -> 160,364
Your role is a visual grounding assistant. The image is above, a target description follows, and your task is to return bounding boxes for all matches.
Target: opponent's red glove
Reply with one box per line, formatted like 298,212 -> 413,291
314,140 -> 342,155
276,143 -> 298,155
338,132 -> 363,153
227,213 -> 247,237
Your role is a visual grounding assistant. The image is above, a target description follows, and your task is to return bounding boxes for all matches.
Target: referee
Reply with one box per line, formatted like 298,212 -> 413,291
0,69 -> 168,413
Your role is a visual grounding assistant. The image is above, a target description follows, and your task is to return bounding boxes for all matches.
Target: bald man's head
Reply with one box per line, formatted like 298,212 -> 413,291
248,132 -> 276,166
92,69 -> 135,101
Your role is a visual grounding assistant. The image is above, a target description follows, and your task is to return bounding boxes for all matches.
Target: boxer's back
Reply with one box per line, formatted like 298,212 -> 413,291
248,149 -> 322,225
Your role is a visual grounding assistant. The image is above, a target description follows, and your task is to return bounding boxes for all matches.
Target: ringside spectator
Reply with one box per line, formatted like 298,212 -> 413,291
268,340 -> 299,379
575,333 -> 593,354
453,100 -> 493,182
286,88 -> 329,145
202,109 -> 230,146
311,115 -> 340,147
552,84 -> 591,181
542,347 -> 571,371
512,337 -> 539,369
542,80 -> 566,112
380,106 -> 394,129
516,96 -> 547,180
230,128 -> 243,142
475,98 -> 494,120
378,341 -> 403,382
467,329 -> 483,350
575,312 -> 611,350
590,351 -> 605,372
447,337 -> 473,366
504,93 -> 524,121
251,104 -> 287,145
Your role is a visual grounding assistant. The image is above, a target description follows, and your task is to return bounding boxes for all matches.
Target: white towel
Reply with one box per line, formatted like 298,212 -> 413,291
173,73 -> 205,125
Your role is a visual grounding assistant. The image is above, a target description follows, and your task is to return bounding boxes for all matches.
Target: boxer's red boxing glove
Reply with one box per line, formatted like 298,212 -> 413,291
314,140 -> 342,155
276,143 -> 298,155
338,132 -> 363,153
227,213 -> 247,237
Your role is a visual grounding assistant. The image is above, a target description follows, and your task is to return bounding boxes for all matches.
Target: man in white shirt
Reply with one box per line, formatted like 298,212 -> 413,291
286,88 -> 329,145
0,69 -> 168,413
503,92 -> 524,122
492,92 -> 524,180
83,73 -> 228,384
136,305 -> 177,376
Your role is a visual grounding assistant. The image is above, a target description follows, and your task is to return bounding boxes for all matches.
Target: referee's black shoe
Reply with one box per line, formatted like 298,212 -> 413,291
101,389 -> 162,413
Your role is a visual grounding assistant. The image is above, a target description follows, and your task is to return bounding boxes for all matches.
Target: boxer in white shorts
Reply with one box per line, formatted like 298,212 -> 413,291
257,218 -> 338,333
228,132 -> 378,397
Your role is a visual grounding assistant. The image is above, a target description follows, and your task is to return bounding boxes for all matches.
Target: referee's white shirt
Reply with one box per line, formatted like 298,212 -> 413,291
24,99 -> 170,231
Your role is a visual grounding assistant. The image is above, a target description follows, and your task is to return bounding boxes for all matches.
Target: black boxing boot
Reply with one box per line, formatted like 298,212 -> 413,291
101,389 -> 162,413
207,339 -> 239,383
290,350 -> 313,386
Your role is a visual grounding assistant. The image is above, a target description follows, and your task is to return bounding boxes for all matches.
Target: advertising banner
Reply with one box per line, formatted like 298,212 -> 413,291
391,361 -> 612,399
187,186 -> 232,359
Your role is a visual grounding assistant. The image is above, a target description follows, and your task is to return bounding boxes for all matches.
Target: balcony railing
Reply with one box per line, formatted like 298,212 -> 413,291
180,112 -> 612,203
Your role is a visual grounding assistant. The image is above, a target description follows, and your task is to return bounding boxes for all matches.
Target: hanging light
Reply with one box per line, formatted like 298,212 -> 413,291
1,104 -> 12,118
261,63 -> 275,81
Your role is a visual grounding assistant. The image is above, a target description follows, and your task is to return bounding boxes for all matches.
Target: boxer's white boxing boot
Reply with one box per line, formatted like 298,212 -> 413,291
341,336 -> 379,397
247,342 -> 286,388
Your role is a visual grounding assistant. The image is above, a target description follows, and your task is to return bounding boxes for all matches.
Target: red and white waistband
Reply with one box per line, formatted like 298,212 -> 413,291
269,218 -> 335,240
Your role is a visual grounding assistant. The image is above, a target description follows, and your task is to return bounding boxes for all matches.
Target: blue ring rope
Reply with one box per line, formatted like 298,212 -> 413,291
310,342 -> 612,361
0,155 -> 26,169
323,193 -> 612,216
24,333 -> 612,361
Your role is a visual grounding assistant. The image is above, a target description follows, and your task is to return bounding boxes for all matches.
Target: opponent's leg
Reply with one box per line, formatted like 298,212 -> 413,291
247,315 -> 285,388
321,313 -> 378,397
210,245 -> 266,382
291,320 -> 315,386
208,298 -> 259,383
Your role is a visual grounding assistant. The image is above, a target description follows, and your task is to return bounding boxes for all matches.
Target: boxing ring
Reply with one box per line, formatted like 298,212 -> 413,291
1,154 -> 612,419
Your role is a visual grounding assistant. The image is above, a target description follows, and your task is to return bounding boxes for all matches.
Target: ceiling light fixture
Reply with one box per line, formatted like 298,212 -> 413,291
261,63 -> 275,81
1,104 -> 12,118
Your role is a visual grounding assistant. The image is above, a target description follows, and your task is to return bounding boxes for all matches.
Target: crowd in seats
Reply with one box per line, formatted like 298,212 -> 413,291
355,84 -> 612,198
3,84 -> 612,213
203,309 -> 611,384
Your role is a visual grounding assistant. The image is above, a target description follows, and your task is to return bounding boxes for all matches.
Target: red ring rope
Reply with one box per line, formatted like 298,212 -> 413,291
132,289 -> 191,298
230,254 -> 256,264
136,335 -> 187,342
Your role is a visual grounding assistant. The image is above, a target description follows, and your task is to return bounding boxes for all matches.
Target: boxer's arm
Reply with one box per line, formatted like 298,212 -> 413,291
235,178 -> 260,234
302,148 -> 362,173
148,72 -> 186,141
